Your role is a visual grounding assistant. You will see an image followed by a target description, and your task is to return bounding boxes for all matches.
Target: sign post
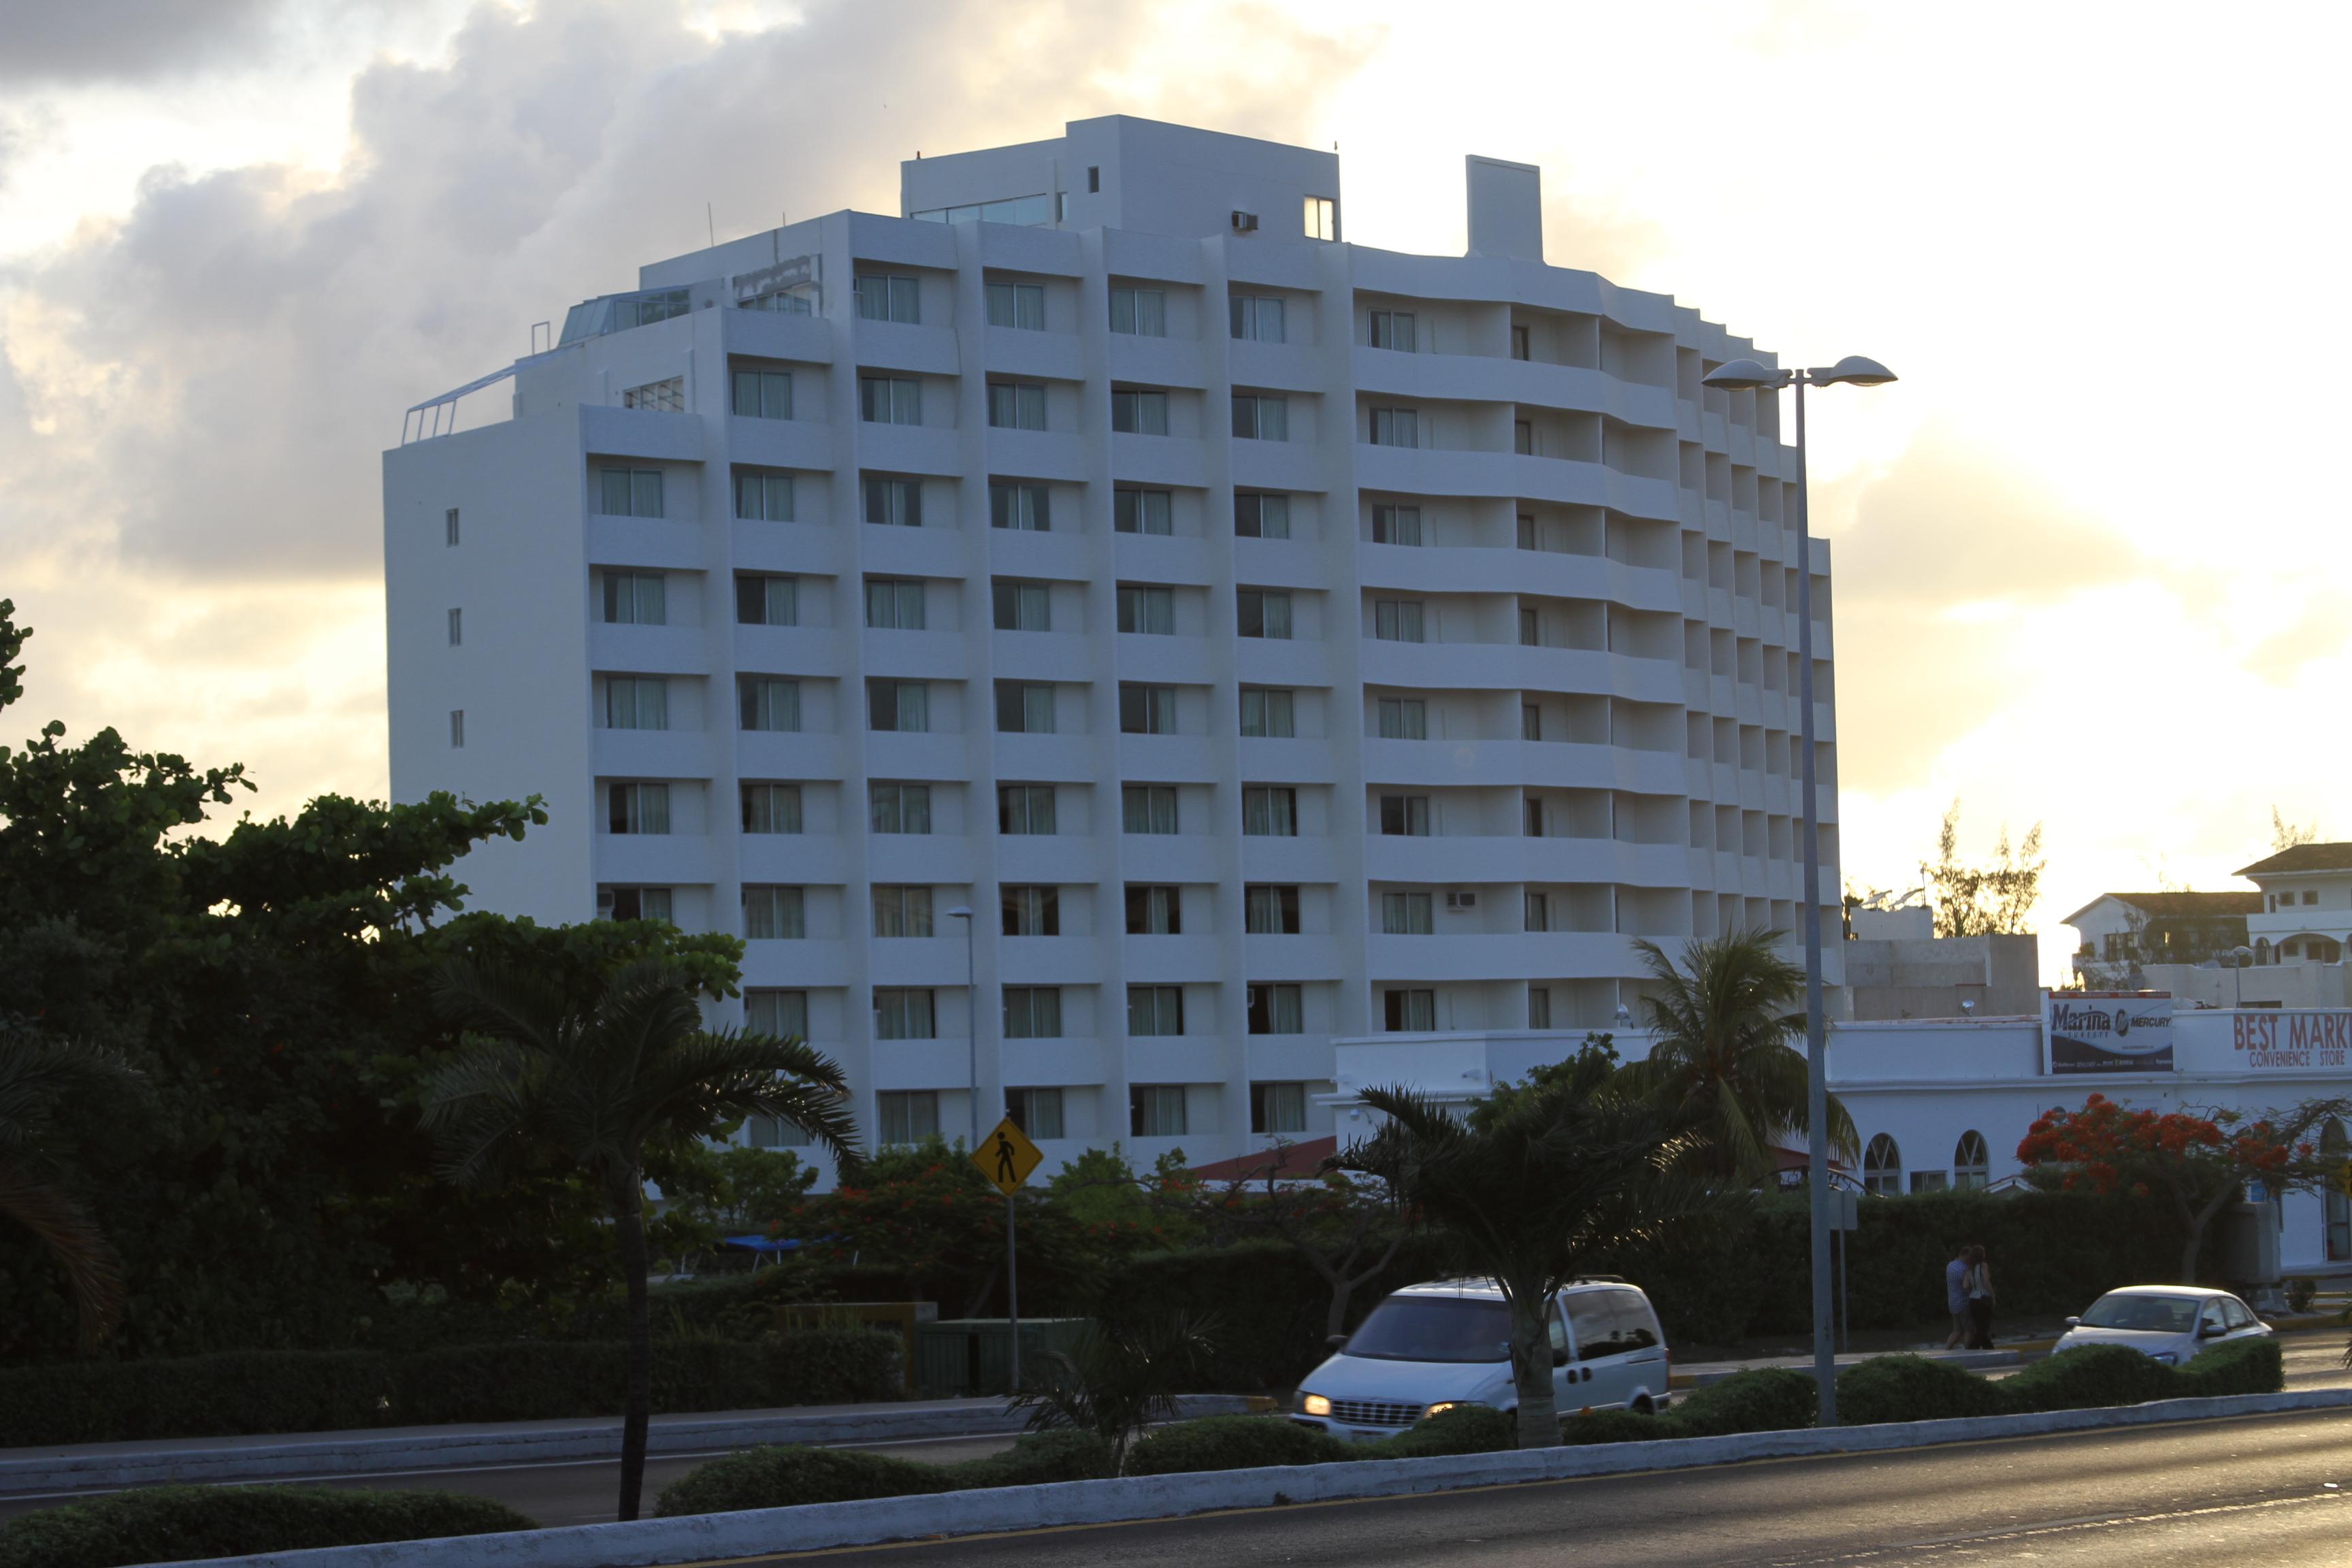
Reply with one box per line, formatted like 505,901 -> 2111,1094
973,1117 -> 1044,1393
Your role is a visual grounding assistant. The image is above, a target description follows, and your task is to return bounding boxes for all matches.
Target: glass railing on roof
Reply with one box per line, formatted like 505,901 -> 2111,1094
909,192 -> 1054,227
556,286 -> 692,347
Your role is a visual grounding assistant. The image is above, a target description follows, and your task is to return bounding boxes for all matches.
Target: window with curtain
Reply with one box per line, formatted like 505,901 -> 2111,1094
1000,885 -> 1060,936
985,281 -> 1046,330
1122,785 -> 1178,834
1239,688 -> 1295,738
862,476 -> 922,526
1126,989 -> 1184,1037
873,989 -> 936,1040
1007,1085 -> 1065,1138
738,678 -> 800,733
865,578 -> 926,630
995,681 -> 1055,734
731,368 -> 791,419
603,677 -> 668,730
1368,408 -> 1419,447
868,679 -> 929,732
1367,311 -> 1416,351
741,783 -> 802,834
1384,989 -> 1435,1031
1242,786 -> 1297,837
1115,487 -> 1173,534
1109,287 -> 1166,336
606,783 -> 669,835
1524,892 -> 1550,932
1116,586 -> 1175,635
1128,1083 -> 1188,1134
1379,796 -> 1430,837
743,885 -> 805,940
1245,884 -> 1301,934
601,572 -> 666,625
1520,608 -> 1541,647
1235,493 -> 1291,538
1524,798 -> 1545,837
1373,600 -> 1424,642
1515,420 -> 1534,455
602,887 -> 673,923
598,468 -> 664,518
746,1112 -> 814,1149
1111,389 -> 1170,435
1232,394 -> 1288,441
987,380 -> 1047,430
998,785 -> 1056,835
1522,704 -> 1542,741
1118,684 -> 1177,735
872,885 -> 934,938
877,1090 -> 939,1145
1251,1081 -> 1307,1134
745,989 -> 808,1039
992,581 -> 1051,632
1237,590 -> 1292,639
1002,988 -> 1063,1040
1371,505 -> 1423,545
1527,987 -> 1552,1028
735,574 -> 798,626
1247,988 -> 1303,1038
1229,295 -> 1285,342
734,470 -> 796,522
1382,892 -> 1434,935
853,274 -> 920,323
858,376 -> 922,425
1377,698 -> 1427,740
1124,885 -> 1181,935
990,482 -> 1050,531
869,782 -> 932,834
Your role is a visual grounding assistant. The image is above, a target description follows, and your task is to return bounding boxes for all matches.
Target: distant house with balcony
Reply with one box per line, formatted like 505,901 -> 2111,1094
2238,843 -> 2352,964
2062,890 -> 2261,983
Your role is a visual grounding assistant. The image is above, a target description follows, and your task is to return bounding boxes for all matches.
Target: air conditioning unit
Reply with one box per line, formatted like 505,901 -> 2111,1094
1230,210 -> 1258,233
1446,891 -> 1477,912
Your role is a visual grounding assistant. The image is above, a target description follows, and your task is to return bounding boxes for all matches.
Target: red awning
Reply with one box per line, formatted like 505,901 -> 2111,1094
1190,1136 -> 1340,1184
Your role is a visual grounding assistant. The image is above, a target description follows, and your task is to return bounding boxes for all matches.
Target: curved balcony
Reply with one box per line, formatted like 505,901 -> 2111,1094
1114,633 -> 1214,685
986,428 -> 1090,484
1124,934 -> 1226,985
849,320 -> 958,377
1237,837 -> 1339,883
587,516 -> 704,572
721,308 -> 832,364
982,327 -> 1085,383
995,934 -> 1109,985
1119,834 -> 1228,884
1112,532 -> 1219,585
734,625 -> 843,678
1242,933 -> 1346,979
593,832 -> 719,885
858,522 -> 966,576
738,937 -> 851,989
862,834 -> 980,886
1227,340 -> 1322,393
581,404 -> 703,463
1117,734 -> 1221,785
867,935 -> 979,988
1233,639 -> 1332,689
854,422 -> 962,477
1360,737 -> 1686,794
1237,736 -> 1339,785
1365,930 -> 1641,982
725,416 -> 834,472
1109,431 -> 1207,488
860,629 -> 970,681
869,1041 -> 975,1093
736,730 -> 847,780
1362,835 -> 1692,887
1228,438 -> 1329,496
999,1038 -> 1112,1088
729,520 -> 845,577
591,623 -> 708,678
993,834 -> 1109,885
862,730 -> 972,781
987,527 -> 1092,582
990,630 -> 1092,683
593,728 -> 715,780
992,733 -> 1096,783
1107,333 -> 1206,390
738,834 -> 849,885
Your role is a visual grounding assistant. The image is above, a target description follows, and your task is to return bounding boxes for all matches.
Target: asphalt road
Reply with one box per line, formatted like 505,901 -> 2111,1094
732,1408 -> 2352,1567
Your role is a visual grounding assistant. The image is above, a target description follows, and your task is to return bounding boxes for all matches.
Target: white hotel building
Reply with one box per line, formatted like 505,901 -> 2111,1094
383,118 -> 1843,1173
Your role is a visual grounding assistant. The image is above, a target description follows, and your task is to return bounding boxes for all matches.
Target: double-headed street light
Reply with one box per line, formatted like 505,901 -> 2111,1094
1700,353 -> 1897,1426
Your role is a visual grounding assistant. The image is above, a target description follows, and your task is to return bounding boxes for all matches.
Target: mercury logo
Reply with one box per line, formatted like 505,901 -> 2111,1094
2115,1011 -> 2131,1038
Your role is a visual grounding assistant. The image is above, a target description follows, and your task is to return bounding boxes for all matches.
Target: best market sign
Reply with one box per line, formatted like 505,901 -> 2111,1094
2233,1011 -> 2352,1071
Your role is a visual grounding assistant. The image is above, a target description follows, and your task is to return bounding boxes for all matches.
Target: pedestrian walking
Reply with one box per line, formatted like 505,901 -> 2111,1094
1964,1244 -> 1996,1350
1944,1243 -> 1972,1349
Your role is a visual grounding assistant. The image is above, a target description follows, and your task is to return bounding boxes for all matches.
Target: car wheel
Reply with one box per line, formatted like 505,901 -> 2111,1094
1632,1396 -> 1655,1416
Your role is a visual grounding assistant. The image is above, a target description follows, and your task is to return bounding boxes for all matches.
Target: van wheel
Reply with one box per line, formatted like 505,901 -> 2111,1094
1632,1396 -> 1656,1416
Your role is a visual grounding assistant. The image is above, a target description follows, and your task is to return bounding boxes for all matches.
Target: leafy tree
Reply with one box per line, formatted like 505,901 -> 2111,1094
2272,806 -> 2319,851
0,1024 -> 141,1346
1009,1311 -> 1219,1471
1925,800 -> 2044,938
418,958 -> 861,1521
2017,1093 -> 2351,1283
1616,934 -> 1858,1183
1335,1041 -> 1728,1449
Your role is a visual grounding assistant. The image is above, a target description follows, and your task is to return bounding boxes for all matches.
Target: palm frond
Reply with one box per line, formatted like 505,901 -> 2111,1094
0,1154 -> 124,1349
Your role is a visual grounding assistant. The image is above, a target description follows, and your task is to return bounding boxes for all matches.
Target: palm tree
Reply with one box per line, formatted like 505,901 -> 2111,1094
419,958 -> 860,1521
1008,1310 -> 1219,1472
1334,1041 -> 1727,1450
1616,930 -> 1857,1183
0,1024 -> 140,1349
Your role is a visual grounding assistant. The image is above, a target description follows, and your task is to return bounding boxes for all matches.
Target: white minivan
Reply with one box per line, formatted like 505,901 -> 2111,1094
1290,1277 -> 1672,1441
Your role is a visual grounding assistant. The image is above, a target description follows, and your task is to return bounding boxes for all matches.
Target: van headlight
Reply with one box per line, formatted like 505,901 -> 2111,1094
2148,1352 -> 2178,1366
1301,1392 -> 1331,1416
1424,1401 -> 1465,1418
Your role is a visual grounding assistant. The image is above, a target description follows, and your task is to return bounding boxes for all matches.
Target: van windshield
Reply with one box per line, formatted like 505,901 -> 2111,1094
1343,1296 -> 1511,1362
2079,1293 -> 2199,1332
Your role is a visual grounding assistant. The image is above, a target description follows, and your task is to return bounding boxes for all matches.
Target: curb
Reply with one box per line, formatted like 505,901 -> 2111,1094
166,1386 -> 2352,1568
0,1396 -> 1247,1499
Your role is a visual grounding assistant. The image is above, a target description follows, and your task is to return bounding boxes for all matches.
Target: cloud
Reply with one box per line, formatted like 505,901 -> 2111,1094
0,0 -> 289,84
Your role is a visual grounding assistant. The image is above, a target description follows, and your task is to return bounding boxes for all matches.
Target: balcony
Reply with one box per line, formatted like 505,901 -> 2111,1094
581,404 -> 702,463
592,728 -> 715,779
726,416 -> 834,473
590,623 -> 708,678
849,321 -> 958,377
721,308 -> 832,364
587,515 -> 704,572
593,832 -> 719,885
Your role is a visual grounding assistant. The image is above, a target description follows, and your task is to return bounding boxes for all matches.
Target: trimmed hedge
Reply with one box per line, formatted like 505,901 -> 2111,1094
943,1426 -> 1116,1488
0,1485 -> 532,1568
1836,1355 -> 2008,1426
1371,1403 -> 1518,1458
1836,1335 -> 2285,1426
1561,1367 -> 1816,1446
1124,1414 -> 1355,1476
0,1330 -> 900,1448
655,1428 -> 1116,1516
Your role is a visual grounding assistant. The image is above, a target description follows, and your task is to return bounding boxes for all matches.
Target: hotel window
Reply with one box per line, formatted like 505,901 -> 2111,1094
735,574 -> 798,626
853,274 -> 920,323
734,471 -> 795,521
995,681 -> 1056,734
877,1090 -> 939,1145
1235,492 -> 1290,539
1129,1082 -> 1188,1134
867,679 -> 929,733
1527,987 -> 1552,1028
865,577 -> 926,630
445,508 -> 460,546
738,678 -> 799,732
1111,389 -> 1169,436
992,580 -> 1051,632
860,376 -> 923,425
862,476 -> 922,527
1520,608 -> 1540,647
1368,408 -> 1418,448
1524,798 -> 1545,837
1002,989 -> 1063,1041
1122,785 -> 1178,834
1239,687 -> 1295,738
1511,325 -> 1531,361
741,782 -> 802,834
731,369 -> 791,419
1862,1134 -> 1904,1197
1304,195 -> 1336,241
1252,1079 -> 1308,1132
1126,885 -> 1181,935
985,281 -> 1046,331
602,885 -> 672,923
1953,1130 -> 1991,1191
987,380 -> 1047,431
600,573 -> 665,625
1119,683 -> 1177,735
1243,785 -> 1298,837
1384,988 -> 1435,1031
1127,989 -> 1185,1038
1373,600 -> 1424,643
1524,892 -> 1550,932
871,884 -> 934,938
745,1111 -> 813,1149
869,781 -> 932,835
873,989 -> 936,1041
1377,698 -> 1426,740
998,784 -> 1056,835
606,782 -> 669,835
1230,295 -> 1285,343
1232,394 -> 1288,441
1247,988 -> 1304,1039
1371,505 -> 1423,545
446,608 -> 463,647
743,885 -> 806,940
1514,421 -> 1534,455
1001,884 -> 1060,936
1115,487 -> 1175,536
1109,287 -> 1166,336
598,467 -> 664,518
745,989 -> 808,1040
1367,310 -> 1416,351
604,677 -> 668,731
990,481 -> 1050,531
1237,589 -> 1292,640
1379,796 -> 1429,837
1522,704 -> 1541,741
1117,585 -> 1175,635
1245,883 -> 1301,934
1382,892 -> 1434,935
1006,1084 -> 1064,1137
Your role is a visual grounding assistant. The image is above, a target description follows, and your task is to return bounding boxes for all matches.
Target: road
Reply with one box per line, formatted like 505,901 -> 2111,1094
730,1409 -> 2352,1567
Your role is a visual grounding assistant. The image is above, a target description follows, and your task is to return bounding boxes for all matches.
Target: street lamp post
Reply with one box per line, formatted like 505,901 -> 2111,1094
1700,353 -> 1896,1426
2231,945 -> 2255,1009
947,906 -> 977,1148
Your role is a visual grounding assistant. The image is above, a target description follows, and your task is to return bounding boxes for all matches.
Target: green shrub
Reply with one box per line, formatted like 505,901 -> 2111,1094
2001,1344 -> 2174,1414
655,1444 -> 954,1517
2285,1277 -> 2319,1314
0,1485 -> 530,1568
1122,1414 -> 1356,1476
0,1351 -> 391,1447
1835,1355 -> 2008,1426
944,1427 -> 1116,1487
1369,1403 -> 1517,1458
1557,1407 -> 1666,1445
2179,1335 -> 2285,1398
1665,1367 -> 1817,1437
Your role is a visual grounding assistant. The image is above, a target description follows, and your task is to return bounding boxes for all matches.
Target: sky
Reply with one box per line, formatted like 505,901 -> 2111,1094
3,0 -> 2346,978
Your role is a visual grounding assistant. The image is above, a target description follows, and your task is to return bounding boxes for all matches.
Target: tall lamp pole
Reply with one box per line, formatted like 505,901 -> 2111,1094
947,906 -> 978,1147
1700,353 -> 1896,1426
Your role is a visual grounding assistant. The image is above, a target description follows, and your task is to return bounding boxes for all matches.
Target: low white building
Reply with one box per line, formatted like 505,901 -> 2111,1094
1328,1006 -> 2352,1273
2241,844 -> 2352,965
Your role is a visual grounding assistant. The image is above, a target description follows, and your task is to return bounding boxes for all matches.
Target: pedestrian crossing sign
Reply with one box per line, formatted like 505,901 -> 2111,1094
976,1117 -> 1044,1196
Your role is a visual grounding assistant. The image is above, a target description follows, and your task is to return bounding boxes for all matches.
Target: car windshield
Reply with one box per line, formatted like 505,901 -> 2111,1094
2079,1293 -> 2200,1332
1343,1296 -> 1512,1362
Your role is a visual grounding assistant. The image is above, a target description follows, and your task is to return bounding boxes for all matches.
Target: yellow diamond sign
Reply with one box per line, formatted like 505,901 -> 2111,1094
975,1117 -> 1044,1196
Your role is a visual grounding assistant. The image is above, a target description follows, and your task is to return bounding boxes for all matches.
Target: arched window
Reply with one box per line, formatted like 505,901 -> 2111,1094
2325,1120 -> 2349,1262
1953,1130 -> 1990,1191
1863,1133 -> 1903,1196
2255,938 -> 2273,965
